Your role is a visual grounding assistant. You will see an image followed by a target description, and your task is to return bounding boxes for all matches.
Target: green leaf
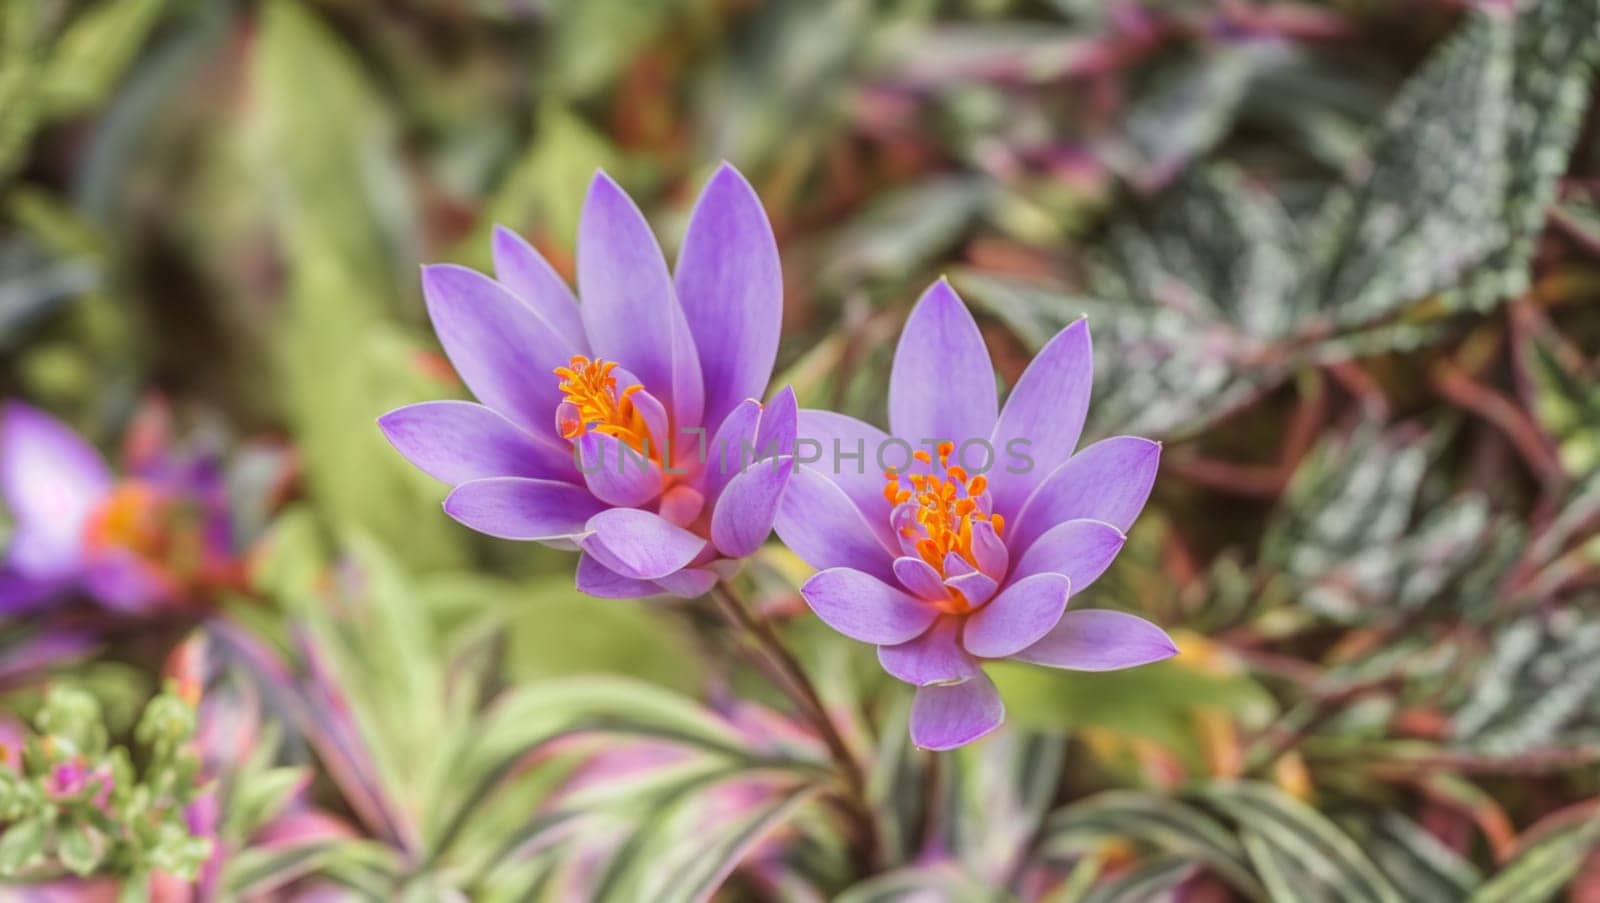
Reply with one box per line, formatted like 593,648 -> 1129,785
1197,782 -> 1404,903
1460,0 -> 1600,309
1310,13 -> 1513,326
1469,814 -> 1600,903
38,0 -> 168,115
58,820 -> 105,876
1080,855 -> 1197,903
0,817 -> 48,875
1360,812 -> 1482,903
251,2 -> 456,567
988,660 -> 1275,772
652,784 -> 819,903
1045,791 -> 1265,900
422,575 -> 705,694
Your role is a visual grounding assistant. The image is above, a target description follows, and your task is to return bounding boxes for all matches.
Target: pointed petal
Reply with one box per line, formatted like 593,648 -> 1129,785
0,402 -> 111,577
796,410 -> 892,529
491,225 -> 588,352
378,401 -> 573,486
753,385 -> 797,458
443,477 -> 603,540
710,455 -> 793,559
910,671 -> 1004,750
1014,610 -> 1178,671
699,398 -> 761,501
575,431 -> 663,507
800,567 -> 938,645
675,164 -> 782,429
577,172 -> 703,428
710,454 -> 790,560
878,617 -> 979,686
575,553 -> 660,599
988,319 -> 1092,521
773,466 -> 897,583
422,264 -> 579,436
892,556 -> 947,600
969,520 -> 1009,578
622,379 -> 672,460
581,508 -> 707,580
1009,437 -> 1160,555
888,280 -> 997,446
1010,518 -> 1126,589
963,573 -> 1071,659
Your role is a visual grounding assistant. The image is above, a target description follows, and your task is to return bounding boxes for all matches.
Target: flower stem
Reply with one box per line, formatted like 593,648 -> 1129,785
708,582 -> 880,869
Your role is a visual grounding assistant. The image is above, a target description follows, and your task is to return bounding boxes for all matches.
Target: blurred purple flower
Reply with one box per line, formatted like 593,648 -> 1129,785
380,163 -> 793,598
0,402 -> 239,618
775,280 -> 1176,750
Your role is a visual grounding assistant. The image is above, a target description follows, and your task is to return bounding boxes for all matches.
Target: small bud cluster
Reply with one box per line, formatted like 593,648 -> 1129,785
0,682 -> 210,886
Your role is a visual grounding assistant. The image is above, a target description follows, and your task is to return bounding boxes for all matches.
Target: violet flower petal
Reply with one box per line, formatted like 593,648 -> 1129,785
675,164 -> 782,430
910,670 -> 1004,750
878,617 -> 979,686
0,402 -> 112,577
1008,437 -> 1160,555
577,171 -> 703,429
969,520 -> 1009,578
624,381 -> 672,462
699,398 -> 761,501
581,508 -> 707,580
421,264 -> 579,436
82,549 -> 174,614
657,485 -> 706,528
378,401 -> 573,485
799,567 -> 938,645
1014,609 -> 1179,671
892,556 -> 947,601
575,553 -> 660,599
575,431 -> 663,507
942,552 -> 998,608
987,319 -> 1092,521
774,466 -> 898,583
491,225 -> 589,353
443,477 -> 604,541
753,386 -> 798,458
1009,518 -> 1126,590
962,573 -> 1071,658
0,569 -> 68,615
711,455 -> 793,559
796,409 -> 893,530
653,567 -> 719,599
887,280 -> 998,447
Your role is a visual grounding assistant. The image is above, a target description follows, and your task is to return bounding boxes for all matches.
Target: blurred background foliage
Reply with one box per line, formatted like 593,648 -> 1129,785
2,0 -> 1599,899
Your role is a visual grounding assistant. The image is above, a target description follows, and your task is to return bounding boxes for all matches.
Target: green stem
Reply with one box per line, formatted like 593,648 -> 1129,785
708,582 -> 881,871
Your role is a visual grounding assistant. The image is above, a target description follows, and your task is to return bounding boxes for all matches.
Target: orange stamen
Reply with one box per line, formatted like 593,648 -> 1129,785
882,442 -> 1000,577
554,356 -> 652,453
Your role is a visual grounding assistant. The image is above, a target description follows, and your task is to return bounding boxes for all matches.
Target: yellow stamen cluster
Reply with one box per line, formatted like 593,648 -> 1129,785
554,356 -> 650,452
883,441 -> 1004,576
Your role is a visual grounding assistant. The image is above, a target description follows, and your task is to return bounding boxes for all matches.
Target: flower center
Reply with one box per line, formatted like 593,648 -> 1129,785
82,482 -> 208,582
83,483 -> 171,560
554,356 -> 650,453
883,441 -> 1004,579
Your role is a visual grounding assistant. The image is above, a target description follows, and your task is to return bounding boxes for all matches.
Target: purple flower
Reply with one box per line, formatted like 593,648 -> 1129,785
774,280 -> 1176,750
380,164 -> 794,597
0,401 -> 238,617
